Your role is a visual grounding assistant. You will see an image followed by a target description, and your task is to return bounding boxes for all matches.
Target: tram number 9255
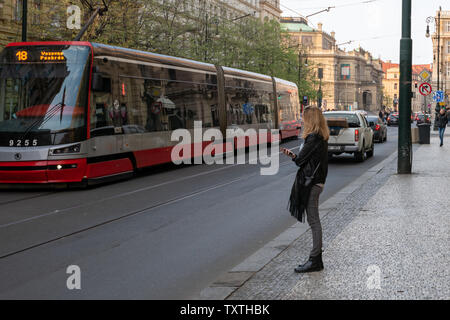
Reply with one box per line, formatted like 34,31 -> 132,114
9,139 -> 38,147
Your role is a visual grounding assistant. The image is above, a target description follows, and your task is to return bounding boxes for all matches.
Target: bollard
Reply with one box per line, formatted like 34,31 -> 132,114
411,127 -> 419,143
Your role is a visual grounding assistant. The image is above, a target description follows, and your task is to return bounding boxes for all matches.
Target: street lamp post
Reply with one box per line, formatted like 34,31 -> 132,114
398,0 -> 412,174
426,7 -> 441,131
21,0 -> 27,42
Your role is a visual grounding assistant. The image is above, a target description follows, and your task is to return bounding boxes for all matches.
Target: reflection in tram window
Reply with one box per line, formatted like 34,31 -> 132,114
225,77 -> 274,127
97,60 -> 220,132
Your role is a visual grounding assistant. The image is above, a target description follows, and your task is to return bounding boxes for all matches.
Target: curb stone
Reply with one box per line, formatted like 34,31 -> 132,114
196,150 -> 399,300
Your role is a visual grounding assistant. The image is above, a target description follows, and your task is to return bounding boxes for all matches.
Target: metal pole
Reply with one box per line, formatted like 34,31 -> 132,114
437,8 -> 441,91
21,0 -> 27,42
298,51 -> 302,112
433,7 -> 441,131
74,7 -> 101,41
398,0 -> 412,174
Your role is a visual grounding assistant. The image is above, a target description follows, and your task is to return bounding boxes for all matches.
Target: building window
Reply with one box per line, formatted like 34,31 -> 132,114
394,74 -> 397,79
447,64 -> 450,77
0,0 -> 5,19
448,40 -> 450,54
13,0 -> 22,21
394,83 -> 398,90
447,21 -> 450,32
32,0 -> 41,25
301,36 -> 313,47
322,38 -> 332,50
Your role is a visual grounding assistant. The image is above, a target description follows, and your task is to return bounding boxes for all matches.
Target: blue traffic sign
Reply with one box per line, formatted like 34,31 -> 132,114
433,90 -> 444,102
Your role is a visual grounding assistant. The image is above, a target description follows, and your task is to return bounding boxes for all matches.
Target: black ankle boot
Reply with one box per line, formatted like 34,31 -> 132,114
294,253 -> 324,273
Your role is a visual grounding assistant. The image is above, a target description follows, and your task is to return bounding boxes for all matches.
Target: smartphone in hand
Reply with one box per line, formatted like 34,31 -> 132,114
280,148 -> 296,159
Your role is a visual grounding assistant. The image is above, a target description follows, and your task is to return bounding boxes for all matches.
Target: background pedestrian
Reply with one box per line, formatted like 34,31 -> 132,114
438,108 -> 448,146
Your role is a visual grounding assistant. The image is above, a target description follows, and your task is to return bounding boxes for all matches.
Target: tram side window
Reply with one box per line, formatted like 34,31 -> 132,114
225,87 -> 273,126
277,88 -> 297,122
129,77 -> 218,131
164,80 -> 218,129
90,76 -> 114,137
118,77 -> 147,134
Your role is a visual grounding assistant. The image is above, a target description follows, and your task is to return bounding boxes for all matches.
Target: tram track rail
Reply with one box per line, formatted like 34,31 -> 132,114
0,144 -> 301,260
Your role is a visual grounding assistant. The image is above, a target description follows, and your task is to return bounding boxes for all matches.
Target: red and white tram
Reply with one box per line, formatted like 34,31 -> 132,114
0,42 -> 301,185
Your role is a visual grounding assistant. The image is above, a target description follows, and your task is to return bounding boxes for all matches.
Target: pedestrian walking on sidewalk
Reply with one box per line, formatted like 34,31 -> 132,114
437,108 -> 448,147
281,106 -> 329,273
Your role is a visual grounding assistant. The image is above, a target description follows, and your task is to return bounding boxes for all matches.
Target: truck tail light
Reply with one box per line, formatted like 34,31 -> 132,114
355,129 -> 359,142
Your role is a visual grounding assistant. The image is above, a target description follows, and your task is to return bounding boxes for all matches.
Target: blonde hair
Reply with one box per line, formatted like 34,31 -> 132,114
302,106 -> 330,141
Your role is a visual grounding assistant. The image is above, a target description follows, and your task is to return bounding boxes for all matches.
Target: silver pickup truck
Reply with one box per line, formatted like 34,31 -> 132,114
323,111 -> 374,162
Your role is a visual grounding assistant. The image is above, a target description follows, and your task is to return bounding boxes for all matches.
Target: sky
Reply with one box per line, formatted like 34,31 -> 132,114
280,0 -> 446,65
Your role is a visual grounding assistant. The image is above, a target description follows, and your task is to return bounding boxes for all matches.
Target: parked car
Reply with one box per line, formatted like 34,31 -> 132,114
416,113 -> 431,125
387,114 -> 399,126
324,111 -> 374,162
366,116 -> 387,142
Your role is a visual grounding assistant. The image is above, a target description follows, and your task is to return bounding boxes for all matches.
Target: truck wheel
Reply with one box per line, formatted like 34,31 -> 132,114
354,149 -> 365,162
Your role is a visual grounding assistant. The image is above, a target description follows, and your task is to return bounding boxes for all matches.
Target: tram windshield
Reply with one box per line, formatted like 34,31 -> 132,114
0,45 -> 91,146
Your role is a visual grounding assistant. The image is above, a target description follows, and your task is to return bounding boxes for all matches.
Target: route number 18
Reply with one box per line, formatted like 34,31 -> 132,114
16,51 -> 28,61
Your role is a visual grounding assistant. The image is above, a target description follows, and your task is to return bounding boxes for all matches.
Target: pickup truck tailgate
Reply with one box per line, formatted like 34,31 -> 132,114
328,127 -> 355,145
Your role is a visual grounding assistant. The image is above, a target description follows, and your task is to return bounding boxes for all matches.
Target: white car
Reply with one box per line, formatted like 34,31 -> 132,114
324,111 -> 374,162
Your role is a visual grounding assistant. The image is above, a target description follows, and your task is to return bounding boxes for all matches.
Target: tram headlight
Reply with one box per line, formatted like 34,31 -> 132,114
49,143 -> 81,155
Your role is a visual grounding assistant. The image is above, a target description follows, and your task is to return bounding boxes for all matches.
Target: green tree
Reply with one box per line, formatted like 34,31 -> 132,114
26,0 -> 318,101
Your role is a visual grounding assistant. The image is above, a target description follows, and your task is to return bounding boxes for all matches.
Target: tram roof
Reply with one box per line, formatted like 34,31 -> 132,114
91,43 -> 277,83
273,77 -> 298,89
91,42 -> 217,72
5,41 -> 294,85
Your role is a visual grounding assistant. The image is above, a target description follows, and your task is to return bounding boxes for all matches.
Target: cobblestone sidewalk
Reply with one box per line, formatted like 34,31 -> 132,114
227,136 -> 450,300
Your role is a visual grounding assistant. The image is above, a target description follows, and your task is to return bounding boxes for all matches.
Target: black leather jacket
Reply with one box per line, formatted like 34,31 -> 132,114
437,113 -> 448,128
292,133 -> 328,185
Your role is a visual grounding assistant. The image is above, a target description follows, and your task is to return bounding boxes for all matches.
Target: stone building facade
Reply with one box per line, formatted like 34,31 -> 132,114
430,9 -> 450,104
197,0 -> 281,22
0,0 -> 25,48
281,17 -> 384,112
382,61 -> 432,113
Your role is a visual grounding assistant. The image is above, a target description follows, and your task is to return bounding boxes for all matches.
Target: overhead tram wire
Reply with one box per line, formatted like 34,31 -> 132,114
281,0 -> 381,11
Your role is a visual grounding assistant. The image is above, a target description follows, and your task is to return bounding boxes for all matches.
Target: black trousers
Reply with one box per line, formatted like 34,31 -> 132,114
306,184 -> 323,257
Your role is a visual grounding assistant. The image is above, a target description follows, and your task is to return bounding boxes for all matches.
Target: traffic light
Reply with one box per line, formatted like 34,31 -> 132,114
303,96 -> 308,105
318,68 -> 323,79
414,81 -> 418,88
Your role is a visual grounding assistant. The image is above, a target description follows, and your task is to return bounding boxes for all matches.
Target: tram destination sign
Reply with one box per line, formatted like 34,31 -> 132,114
11,47 -> 68,63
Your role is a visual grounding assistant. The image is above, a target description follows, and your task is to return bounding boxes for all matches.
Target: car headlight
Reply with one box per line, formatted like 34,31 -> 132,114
48,143 -> 81,156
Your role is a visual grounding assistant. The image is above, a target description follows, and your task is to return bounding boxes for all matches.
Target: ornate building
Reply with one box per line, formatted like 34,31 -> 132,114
430,9 -> 450,104
382,61 -> 432,113
281,17 -> 384,112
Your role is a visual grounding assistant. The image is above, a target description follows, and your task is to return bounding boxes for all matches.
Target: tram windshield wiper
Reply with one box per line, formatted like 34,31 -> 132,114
20,86 -> 67,140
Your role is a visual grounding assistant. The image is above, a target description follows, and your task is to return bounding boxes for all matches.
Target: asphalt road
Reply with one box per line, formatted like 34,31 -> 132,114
0,126 -> 399,299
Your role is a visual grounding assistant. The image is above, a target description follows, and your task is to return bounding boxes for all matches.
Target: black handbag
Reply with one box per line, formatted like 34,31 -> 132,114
304,162 -> 320,187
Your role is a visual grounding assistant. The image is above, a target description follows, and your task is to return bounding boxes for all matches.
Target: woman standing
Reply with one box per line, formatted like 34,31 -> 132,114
281,106 -> 329,273
437,108 -> 448,147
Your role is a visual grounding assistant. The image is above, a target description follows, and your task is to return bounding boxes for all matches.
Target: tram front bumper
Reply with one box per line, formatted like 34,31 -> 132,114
0,159 -> 87,184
